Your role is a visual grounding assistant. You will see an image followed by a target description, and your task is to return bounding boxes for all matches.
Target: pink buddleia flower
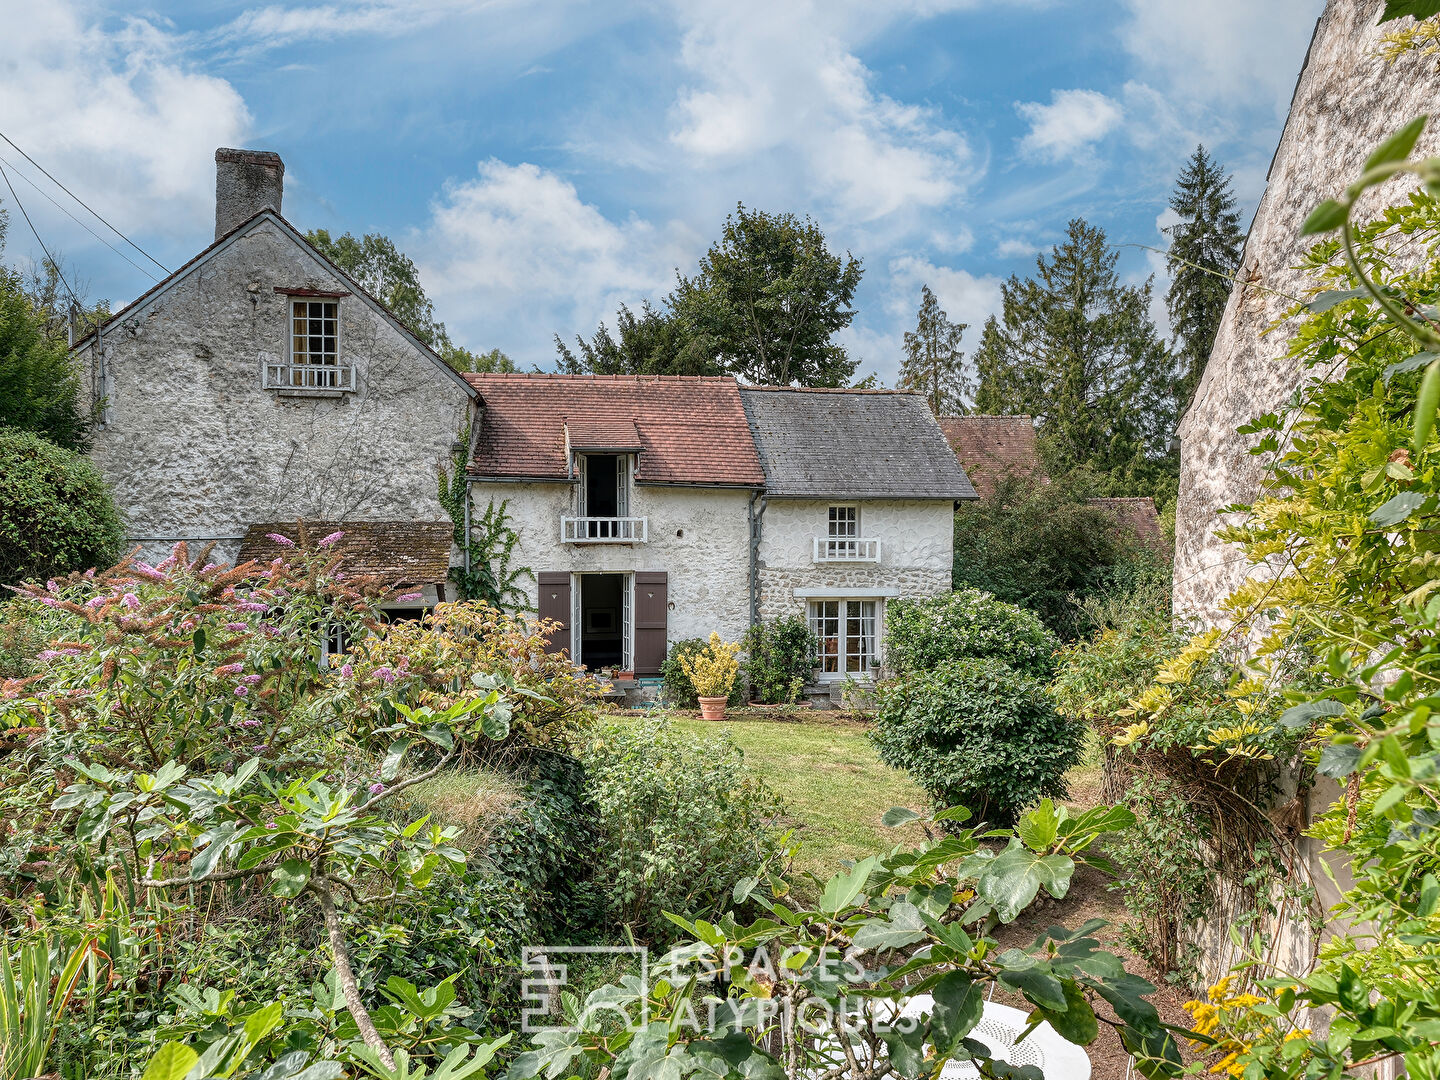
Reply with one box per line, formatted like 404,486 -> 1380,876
121,593 -> 141,610
374,666 -> 396,684
319,531 -> 345,548
132,563 -> 166,582
215,663 -> 244,677
238,601 -> 268,613
46,580 -> 58,592
225,622 -> 248,631
340,664 -> 354,678
266,533 -> 295,548
234,685 -> 249,697
242,674 -> 262,684
368,782 -> 385,795
86,596 -> 107,609
396,592 -> 422,602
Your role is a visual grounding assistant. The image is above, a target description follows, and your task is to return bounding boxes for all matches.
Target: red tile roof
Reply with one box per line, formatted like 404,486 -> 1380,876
465,374 -> 765,486
937,415 -> 1045,498
1087,497 -> 1168,552
565,418 -> 643,451
238,521 -> 453,585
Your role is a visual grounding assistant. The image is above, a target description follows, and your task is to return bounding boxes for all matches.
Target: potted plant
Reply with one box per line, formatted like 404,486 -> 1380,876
679,632 -> 741,721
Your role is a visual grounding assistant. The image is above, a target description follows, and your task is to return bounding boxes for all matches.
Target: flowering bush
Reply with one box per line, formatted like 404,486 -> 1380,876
335,601 -> 599,751
677,632 -> 741,698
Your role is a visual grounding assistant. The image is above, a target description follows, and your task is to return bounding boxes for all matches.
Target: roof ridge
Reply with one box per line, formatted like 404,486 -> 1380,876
742,384 -> 919,395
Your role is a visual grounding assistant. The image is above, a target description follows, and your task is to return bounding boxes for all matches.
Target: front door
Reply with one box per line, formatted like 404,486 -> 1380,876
576,572 -> 631,670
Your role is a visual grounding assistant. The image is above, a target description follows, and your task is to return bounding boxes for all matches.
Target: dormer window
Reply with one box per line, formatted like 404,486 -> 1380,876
561,452 -> 647,543
265,289 -> 354,392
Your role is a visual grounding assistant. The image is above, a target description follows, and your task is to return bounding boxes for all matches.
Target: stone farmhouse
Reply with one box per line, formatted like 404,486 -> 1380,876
70,147 -> 973,684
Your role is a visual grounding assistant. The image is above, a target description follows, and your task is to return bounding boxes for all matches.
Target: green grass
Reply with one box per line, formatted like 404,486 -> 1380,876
657,710 -> 929,880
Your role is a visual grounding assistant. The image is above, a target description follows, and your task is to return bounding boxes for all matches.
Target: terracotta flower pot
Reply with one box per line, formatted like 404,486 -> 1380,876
698,695 -> 728,721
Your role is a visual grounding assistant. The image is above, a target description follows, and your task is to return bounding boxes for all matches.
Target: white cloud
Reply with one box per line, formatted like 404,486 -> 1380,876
665,0 -> 977,222
1016,89 -> 1124,162
0,2 -> 250,242
416,160 -> 699,364
1119,0 -> 1323,119
995,237 -> 1040,259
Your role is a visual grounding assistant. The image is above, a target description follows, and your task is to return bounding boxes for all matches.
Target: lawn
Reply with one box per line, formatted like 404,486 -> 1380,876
657,709 -> 930,880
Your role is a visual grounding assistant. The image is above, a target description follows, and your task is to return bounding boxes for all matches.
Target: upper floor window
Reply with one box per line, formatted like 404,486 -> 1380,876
561,454 -> 646,542
828,505 -> 858,539
292,299 -> 338,372
265,292 -> 354,391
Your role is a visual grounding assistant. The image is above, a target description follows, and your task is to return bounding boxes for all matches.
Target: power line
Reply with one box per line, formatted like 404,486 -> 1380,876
0,151 -> 161,283
0,128 -> 170,275
0,159 -> 84,312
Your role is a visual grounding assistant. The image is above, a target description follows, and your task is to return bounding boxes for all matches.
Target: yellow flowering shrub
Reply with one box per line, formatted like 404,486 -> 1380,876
678,632 -> 741,698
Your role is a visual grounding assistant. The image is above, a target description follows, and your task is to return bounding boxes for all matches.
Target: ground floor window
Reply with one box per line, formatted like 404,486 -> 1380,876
807,598 -> 878,677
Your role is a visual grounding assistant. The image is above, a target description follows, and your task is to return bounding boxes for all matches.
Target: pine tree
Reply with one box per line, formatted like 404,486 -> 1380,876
898,285 -> 970,415
1164,146 -> 1243,410
973,219 -> 1176,493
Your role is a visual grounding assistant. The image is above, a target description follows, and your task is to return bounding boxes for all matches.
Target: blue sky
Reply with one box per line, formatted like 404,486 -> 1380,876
0,0 -> 1324,384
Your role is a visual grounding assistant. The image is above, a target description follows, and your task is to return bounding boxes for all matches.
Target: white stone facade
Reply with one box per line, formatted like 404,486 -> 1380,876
756,498 -> 954,667
75,215 -> 472,566
472,480 -> 755,646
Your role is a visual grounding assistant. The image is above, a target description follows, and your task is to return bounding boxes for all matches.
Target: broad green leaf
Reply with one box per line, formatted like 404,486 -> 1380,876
1419,873 -> 1439,917
1017,799 -> 1062,852
1031,979 -> 1099,1045
381,737 -> 414,783
881,1025 -> 927,1079
1363,115 -> 1428,172
975,842 -> 1074,923
1279,699 -> 1348,729
1369,491 -> 1430,527
817,855 -> 878,916
1381,0 -> 1440,22
1414,357 -> 1440,455
140,1042 -> 198,1080
851,902 -> 928,951
244,1000 -> 284,1048
270,858 -> 311,898
881,807 -> 921,828
1384,351 -> 1438,382
930,970 -> 985,1052
1318,743 -> 1363,779
190,823 -> 239,880
1308,288 -> 1368,313
1301,199 -> 1348,236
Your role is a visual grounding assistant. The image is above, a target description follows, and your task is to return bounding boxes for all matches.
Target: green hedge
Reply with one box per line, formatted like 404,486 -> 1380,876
0,430 -> 124,585
884,588 -> 1060,680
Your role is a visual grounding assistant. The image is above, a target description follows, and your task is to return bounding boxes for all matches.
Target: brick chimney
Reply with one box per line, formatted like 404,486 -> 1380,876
214,148 -> 284,240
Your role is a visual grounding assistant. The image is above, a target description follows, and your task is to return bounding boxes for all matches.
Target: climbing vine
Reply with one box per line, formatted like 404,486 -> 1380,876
437,432 -> 534,612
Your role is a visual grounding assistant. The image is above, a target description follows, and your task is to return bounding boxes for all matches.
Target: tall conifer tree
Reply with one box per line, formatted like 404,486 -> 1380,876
1164,146 -> 1244,409
973,219 -> 1175,492
898,285 -> 970,415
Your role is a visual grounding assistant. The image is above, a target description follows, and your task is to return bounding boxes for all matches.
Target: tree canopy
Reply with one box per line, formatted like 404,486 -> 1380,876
973,218 -> 1177,498
1164,146 -> 1243,410
898,284 -> 969,415
557,205 -> 864,387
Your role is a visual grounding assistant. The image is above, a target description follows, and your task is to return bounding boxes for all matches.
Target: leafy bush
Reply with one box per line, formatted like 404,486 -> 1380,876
0,430 -> 124,585
0,264 -> 91,452
884,587 -> 1060,679
572,718 -> 787,943
661,637 -> 744,708
678,632 -> 741,698
871,658 -> 1082,825
742,616 -> 816,704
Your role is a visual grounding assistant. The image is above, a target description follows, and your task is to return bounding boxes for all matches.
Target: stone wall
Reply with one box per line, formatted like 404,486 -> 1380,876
78,216 -> 473,566
1175,0 -> 1440,625
471,479 -> 755,646
756,498 -> 953,622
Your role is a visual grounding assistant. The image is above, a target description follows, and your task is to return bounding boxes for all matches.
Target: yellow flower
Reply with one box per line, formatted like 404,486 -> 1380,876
679,632 -> 741,697
1112,721 -> 1150,748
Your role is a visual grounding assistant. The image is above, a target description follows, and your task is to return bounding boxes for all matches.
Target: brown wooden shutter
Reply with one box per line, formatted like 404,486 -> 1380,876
537,572 -> 571,658
634,571 -> 668,676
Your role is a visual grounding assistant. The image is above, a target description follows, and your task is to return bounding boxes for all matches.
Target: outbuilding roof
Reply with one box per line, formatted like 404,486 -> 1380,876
238,520 -> 453,585
465,373 -> 765,487
740,387 -> 976,500
937,415 -> 1044,499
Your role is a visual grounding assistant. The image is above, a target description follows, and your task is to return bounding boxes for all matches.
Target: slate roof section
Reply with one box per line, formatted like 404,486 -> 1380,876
465,374 -> 765,487
937,415 -> 1045,499
1087,497 -> 1168,552
740,387 -> 976,500
238,521 -> 453,584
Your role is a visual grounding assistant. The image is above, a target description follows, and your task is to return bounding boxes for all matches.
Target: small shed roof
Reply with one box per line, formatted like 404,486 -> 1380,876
937,415 -> 1044,499
740,387 -> 976,500
1087,497 -> 1168,552
238,521 -> 453,585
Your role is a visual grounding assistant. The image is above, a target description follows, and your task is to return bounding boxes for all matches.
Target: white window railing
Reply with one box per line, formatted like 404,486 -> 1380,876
561,516 -> 648,543
265,363 -> 354,391
813,537 -> 881,563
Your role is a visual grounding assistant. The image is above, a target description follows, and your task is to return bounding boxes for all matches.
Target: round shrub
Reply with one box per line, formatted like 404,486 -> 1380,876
0,430 -> 124,585
871,657 -> 1083,825
884,587 -> 1060,679
743,615 -> 816,704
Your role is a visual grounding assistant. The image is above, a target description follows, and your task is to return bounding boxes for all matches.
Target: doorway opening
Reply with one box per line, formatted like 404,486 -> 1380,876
578,572 -> 630,670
